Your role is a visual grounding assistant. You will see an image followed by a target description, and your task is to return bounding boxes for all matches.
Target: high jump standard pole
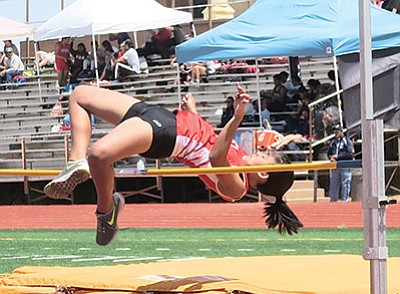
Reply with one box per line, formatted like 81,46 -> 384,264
359,1 -> 388,293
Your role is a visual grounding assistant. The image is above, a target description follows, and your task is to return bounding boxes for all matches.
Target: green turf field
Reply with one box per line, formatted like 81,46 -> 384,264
1,228 -> 399,274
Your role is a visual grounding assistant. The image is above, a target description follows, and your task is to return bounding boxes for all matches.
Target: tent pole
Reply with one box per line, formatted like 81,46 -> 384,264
176,62 -> 181,108
91,33 -> 100,87
332,55 -> 343,127
255,59 -> 262,129
133,31 -> 138,49
359,1 -> 388,294
191,22 -> 197,37
33,41 -> 43,103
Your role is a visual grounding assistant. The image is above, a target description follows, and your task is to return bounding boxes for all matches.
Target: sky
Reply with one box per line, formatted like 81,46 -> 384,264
0,0 -> 76,48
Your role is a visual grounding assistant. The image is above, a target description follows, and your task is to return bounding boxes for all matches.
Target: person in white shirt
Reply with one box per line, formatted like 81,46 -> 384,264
113,39 -> 140,81
36,50 -> 55,68
0,47 -> 24,84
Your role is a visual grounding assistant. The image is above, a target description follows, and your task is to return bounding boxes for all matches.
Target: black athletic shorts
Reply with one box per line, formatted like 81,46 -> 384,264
120,101 -> 176,159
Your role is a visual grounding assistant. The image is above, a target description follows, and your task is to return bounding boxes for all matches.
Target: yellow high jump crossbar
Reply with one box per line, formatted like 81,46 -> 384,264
0,161 -> 341,177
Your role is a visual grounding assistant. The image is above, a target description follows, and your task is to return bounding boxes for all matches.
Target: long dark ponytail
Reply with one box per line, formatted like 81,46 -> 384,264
257,171 -> 303,235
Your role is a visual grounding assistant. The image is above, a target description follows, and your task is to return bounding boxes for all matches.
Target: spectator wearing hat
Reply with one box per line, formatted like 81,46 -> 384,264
3,40 -> 19,57
327,126 -> 354,202
0,47 -> 24,85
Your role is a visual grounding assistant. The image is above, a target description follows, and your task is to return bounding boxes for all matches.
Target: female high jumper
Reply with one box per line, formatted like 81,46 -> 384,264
44,83 -> 303,246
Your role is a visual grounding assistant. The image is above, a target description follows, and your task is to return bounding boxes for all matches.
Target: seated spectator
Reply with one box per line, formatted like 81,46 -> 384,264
151,27 -> 173,59
188,62 -> 207,84
36,50 -> 55,69
280,71 -> 303,103
218,96 -> 235,127
167,25 -> 188,57
138,26 -> 188,60
0,47 -> 24,85
261,74 -> 288,119
0,51 -> 5,71
113,39 -> 140,81
84,40 -> 106,78
322,105 -> 340,135
109,32 -> 130,46
63,113 -> 96,130
3,40 -> 19,56
372,0 -> 384,7
382,0 -> 400,13
306,78 -> 321,100
167,58 -> 191,91
69,42 -> 89,83
100,46 -> 114,81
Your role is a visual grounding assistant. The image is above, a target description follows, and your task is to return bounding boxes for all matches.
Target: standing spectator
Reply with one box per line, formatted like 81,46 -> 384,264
218,96 -> 235,127
0,47 -> 24,85
327,126 -> 354,202
113,39 -> 140,81
3,40 -> 19,56
69,42 -> 89,83
55,37 -> 71,88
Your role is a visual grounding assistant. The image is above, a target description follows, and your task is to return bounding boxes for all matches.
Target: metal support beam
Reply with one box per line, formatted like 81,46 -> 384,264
359,1 -> 388,293
362,120 -> 388,294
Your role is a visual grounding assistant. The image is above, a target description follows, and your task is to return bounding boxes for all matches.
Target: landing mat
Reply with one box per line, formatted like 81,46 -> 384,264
1,255 -> 400,293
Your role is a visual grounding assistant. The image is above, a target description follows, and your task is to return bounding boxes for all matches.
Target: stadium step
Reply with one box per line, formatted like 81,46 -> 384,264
285,180 -> 327,203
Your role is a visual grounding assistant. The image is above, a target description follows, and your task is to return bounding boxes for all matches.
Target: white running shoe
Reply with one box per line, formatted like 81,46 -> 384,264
44,159 -> 90,200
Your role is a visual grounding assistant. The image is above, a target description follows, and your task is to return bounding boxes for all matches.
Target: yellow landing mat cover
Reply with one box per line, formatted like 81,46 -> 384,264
1,255 -> 400,294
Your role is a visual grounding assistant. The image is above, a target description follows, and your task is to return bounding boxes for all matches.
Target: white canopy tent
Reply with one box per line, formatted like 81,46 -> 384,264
0,16 -> 35,40
34,0 -> 193,41
34,0 -> 193,87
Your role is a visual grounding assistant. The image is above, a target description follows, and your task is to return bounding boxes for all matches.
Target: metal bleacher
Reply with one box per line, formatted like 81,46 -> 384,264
0,56 -> 336,203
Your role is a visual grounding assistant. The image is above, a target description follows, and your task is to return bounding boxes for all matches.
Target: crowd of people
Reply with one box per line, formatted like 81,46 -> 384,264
32,26 -> 190,91
1,26 -> 354,207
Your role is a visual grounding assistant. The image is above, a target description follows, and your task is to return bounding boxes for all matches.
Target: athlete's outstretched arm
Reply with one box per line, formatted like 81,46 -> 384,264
209,83 -> 249,166
209,83 -> 250,199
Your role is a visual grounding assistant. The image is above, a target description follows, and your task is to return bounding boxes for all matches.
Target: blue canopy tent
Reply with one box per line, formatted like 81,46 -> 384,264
177,2 -> 399,293
176,0 -> 400,62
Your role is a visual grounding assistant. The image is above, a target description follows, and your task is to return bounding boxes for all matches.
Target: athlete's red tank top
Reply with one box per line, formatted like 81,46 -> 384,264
172,110 -> 249,201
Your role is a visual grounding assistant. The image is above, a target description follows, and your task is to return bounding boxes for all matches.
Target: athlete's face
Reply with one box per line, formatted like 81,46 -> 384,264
243,152 -> 277,166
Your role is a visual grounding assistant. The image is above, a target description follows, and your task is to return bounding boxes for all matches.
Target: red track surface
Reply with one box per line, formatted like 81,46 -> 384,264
0,202 -> 399,229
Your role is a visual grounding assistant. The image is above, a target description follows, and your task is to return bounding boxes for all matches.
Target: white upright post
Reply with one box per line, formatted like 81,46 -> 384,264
91,33 -> 100,87
255,59 -> 262,129
359,1 -> 388,293
33,42 -> 43,103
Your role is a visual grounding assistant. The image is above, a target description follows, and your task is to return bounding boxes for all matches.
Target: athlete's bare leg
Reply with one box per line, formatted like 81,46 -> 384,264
67,85 -> 153,213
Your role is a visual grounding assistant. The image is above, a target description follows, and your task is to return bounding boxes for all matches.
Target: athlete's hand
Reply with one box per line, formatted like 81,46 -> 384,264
234,82 -> 251,118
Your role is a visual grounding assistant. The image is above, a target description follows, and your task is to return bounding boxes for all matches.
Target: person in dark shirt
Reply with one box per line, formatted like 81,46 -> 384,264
327,125 -> 354,202
218,96 -> 235,127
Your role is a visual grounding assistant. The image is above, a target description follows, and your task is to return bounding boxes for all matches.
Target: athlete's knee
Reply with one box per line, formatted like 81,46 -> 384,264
88,142 -> 113,168
69,85 -> 91,105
